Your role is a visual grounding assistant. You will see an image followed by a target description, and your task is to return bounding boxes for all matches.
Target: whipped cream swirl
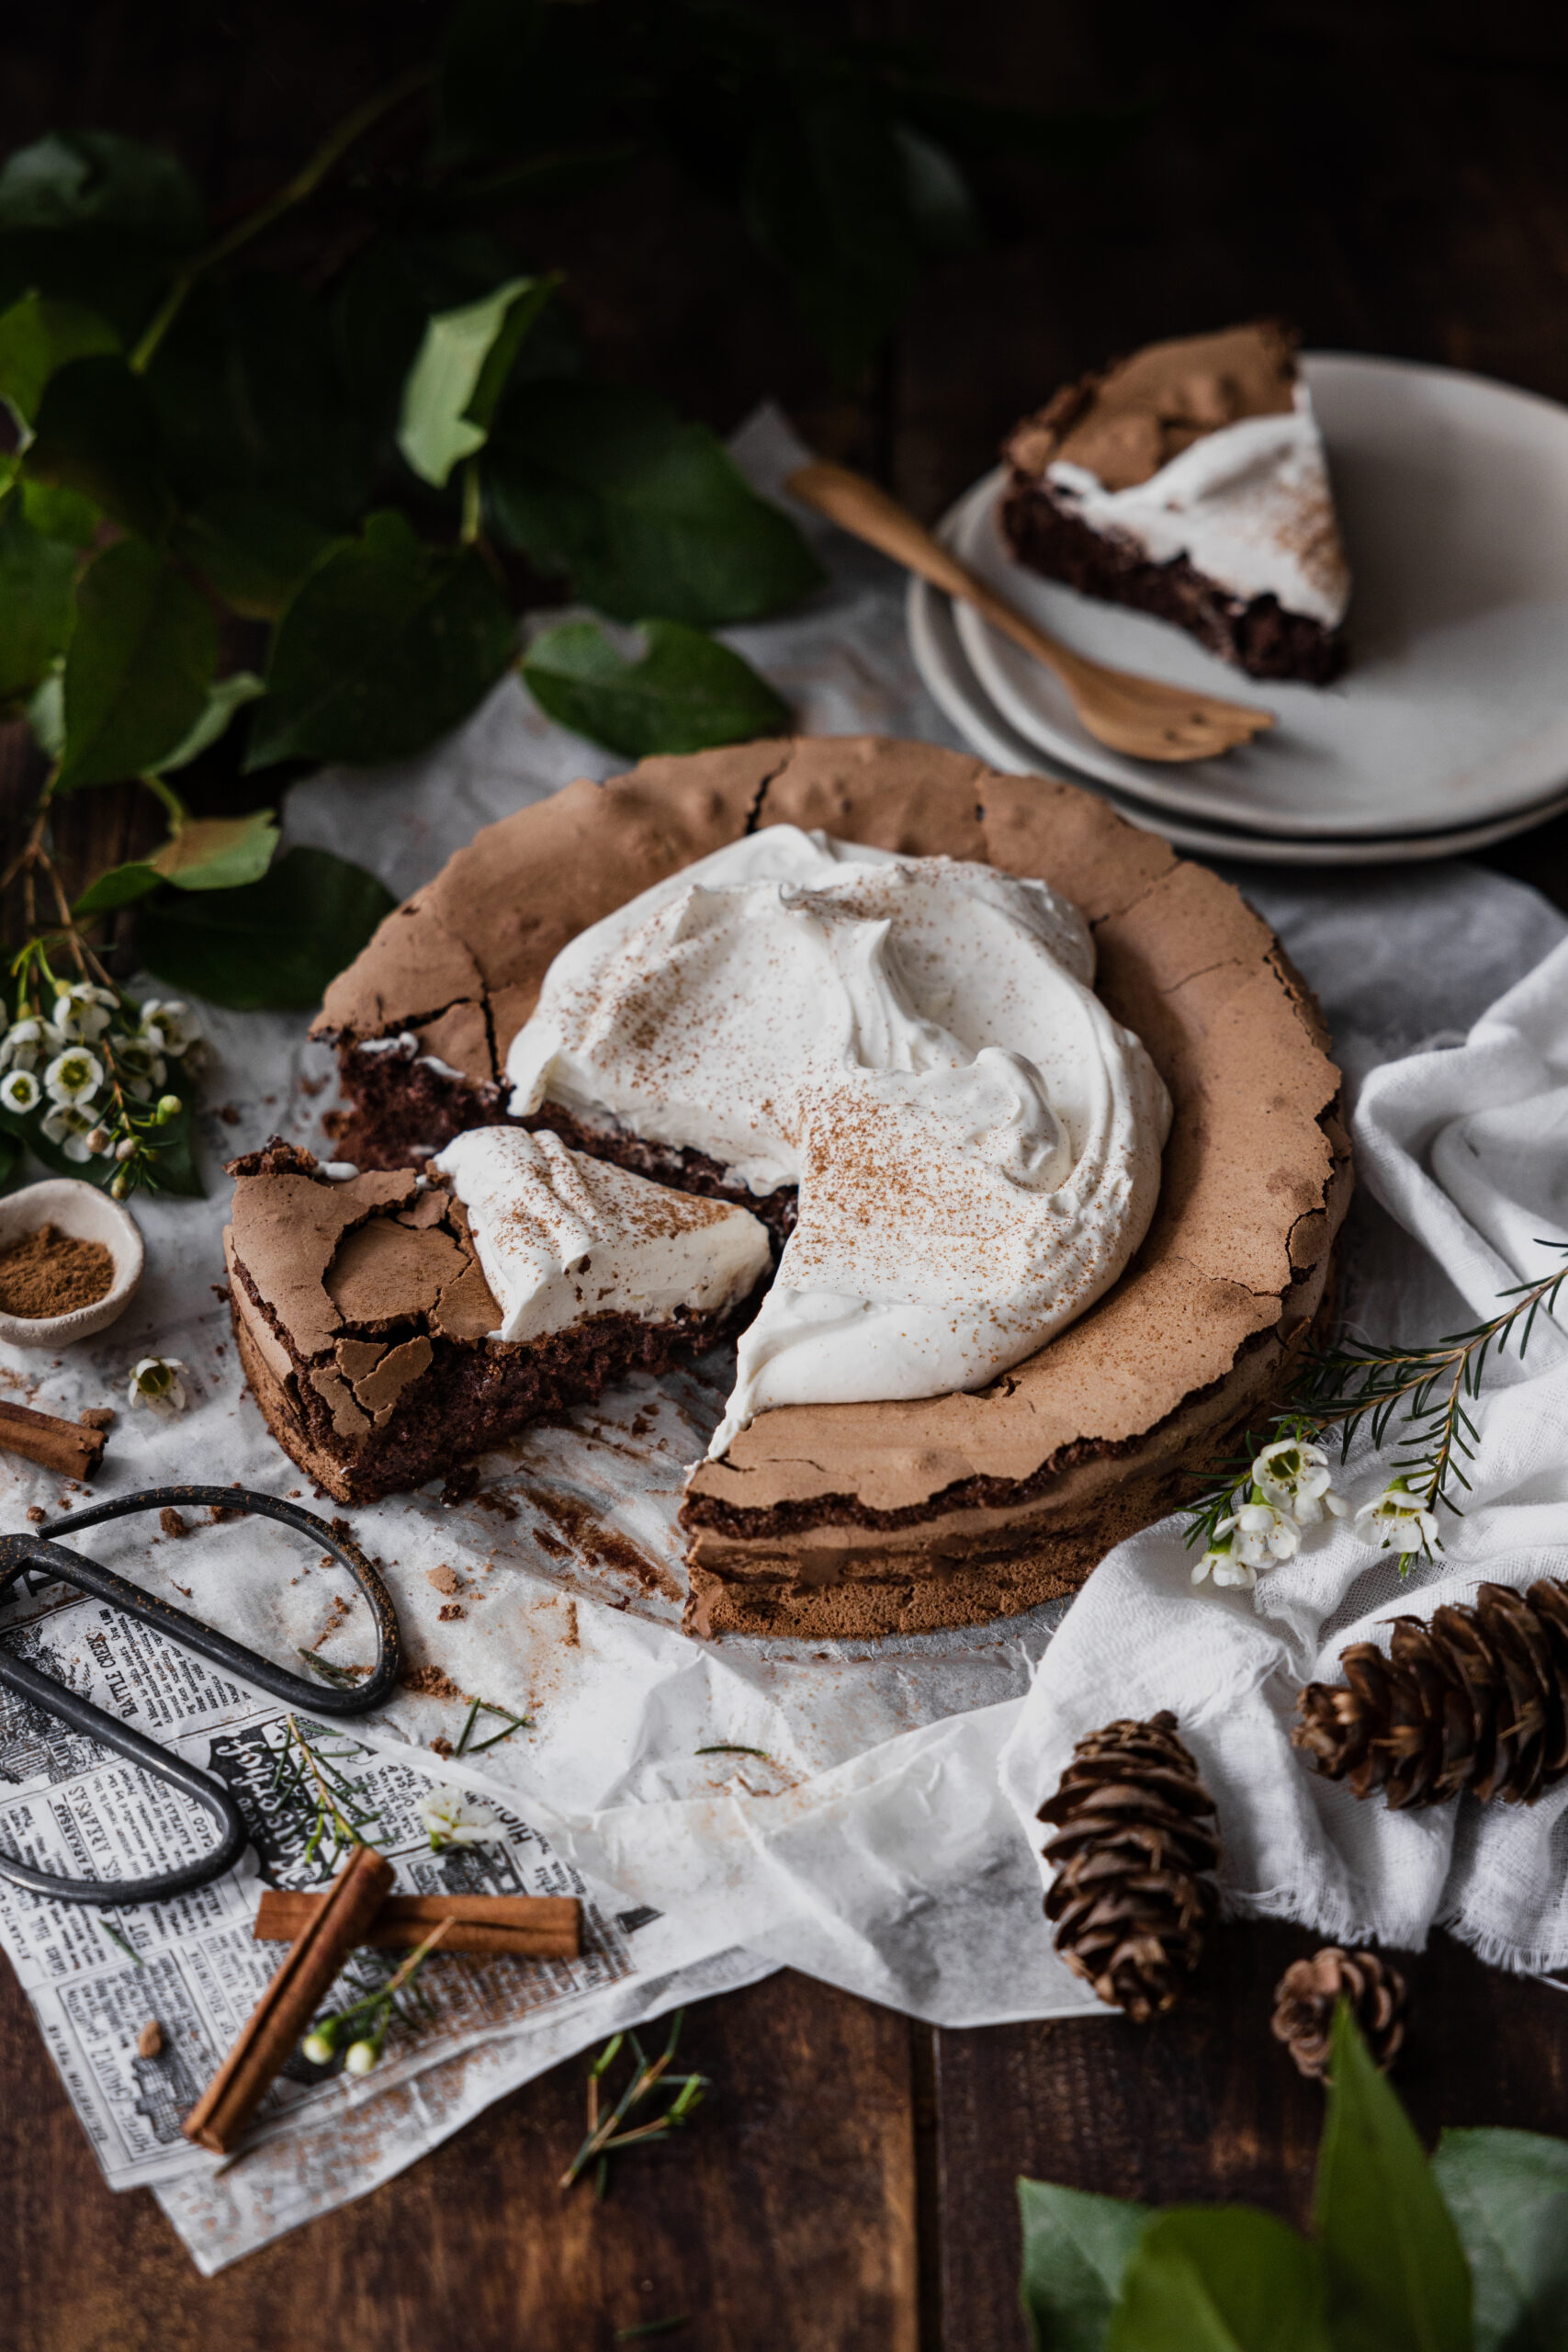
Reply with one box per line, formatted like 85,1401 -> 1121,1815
1043,386 -> 1350,628
505,828 -> 1172,1454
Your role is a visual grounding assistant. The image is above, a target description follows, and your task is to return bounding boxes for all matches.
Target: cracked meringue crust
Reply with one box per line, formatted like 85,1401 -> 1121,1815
311,737 -> 1350,1635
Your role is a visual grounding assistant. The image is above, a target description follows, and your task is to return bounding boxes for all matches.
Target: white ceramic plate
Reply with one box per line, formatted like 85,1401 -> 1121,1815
908,571 -> 1568,866
940,353 -> 1568,840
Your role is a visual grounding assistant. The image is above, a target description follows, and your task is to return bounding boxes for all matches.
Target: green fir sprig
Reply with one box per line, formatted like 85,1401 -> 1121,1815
1183,1246 -> 1568,1574
267,1712 -> 385,1874
300,1919 -> 452,2078
562,2011 -> 709,2196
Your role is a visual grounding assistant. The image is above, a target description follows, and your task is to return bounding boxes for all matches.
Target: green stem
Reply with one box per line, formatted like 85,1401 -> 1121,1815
141,771 -> 188,828
459,458 -> 482,547
129,65 -> 431,374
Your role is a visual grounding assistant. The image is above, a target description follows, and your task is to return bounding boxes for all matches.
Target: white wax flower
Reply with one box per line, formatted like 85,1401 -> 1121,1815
43,1046 -> 103,1108
1190,1533 -> 1257,1591
1252,1436 -> 1348,1527
128,1357 -> 188,1417
139,1000 -> 198,1058
51,983 -> 114,1042
41,1102 -> 97,1161
418,1786 -> 503,1850
0,1069 -> 39,1114
1354,1476 -> 1439,1555
0,1019 -> 46,1073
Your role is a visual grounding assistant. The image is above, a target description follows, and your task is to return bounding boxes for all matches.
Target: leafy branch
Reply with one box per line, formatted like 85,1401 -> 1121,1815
300,1918 -> 453,2078
561,2011 -> 709,2196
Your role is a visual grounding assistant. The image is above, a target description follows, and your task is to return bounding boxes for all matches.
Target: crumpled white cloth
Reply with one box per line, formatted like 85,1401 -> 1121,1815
999,934 -> 1568,1972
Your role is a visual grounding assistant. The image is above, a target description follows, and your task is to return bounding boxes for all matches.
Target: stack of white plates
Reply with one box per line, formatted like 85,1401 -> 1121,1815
909,355 -> 1568,865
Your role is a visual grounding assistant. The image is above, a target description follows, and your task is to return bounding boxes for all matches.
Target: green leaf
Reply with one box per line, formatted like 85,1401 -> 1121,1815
58,537 -> 217,790
152,808 -> 278,892
0,132 -> 205,339
27,667 -> 63,759
26,354 -> 172,540
485,380 -> 824,625
0,292 -> 118,431
174,492 -> 334,621
72,861 -> 162,915
333,229 -> 560,447
0,131 -> 204,242
73,804 -> 277,912
246,510 -> 516,769
1108,2208 -> 1331,2352
21,478 -> 99,547
522,616 -> 788,757
1315,2006 -> 1472,2352
1433,2128 -> 1568,2352
157,672 -> 265,773
143,275 -> 374,528
743,89 -> 920,383
397,274 -> 555,487
0,492 -> 78,702
138,845 -> 396,1010
1018,2179 -> 1150,2352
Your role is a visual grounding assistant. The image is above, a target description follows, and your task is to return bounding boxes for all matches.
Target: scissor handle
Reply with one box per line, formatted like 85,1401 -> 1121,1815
0,1486 -> 402,1907
0,1648 -> 247,1903
0,1485 -> 400,1714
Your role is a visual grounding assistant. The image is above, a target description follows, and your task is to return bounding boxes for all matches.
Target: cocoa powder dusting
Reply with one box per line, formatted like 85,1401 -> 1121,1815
0,1225 -> 113,1318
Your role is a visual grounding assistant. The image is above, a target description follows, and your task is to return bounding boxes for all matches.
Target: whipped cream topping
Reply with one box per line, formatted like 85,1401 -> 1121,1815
504,828 -> 1171,1455
434,1126 -> 770,1346
1043,387 -> 1349,628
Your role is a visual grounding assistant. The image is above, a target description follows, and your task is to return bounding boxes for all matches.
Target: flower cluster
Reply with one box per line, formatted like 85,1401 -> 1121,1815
0,956 -> 201,1197
417,1785 -> 503,1852
1190,1430 -> 1433,1590
127,1357 -> 188,1419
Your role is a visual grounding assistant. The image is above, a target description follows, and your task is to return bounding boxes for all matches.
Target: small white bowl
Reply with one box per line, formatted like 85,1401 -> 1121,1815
0,1178 -> 145,1349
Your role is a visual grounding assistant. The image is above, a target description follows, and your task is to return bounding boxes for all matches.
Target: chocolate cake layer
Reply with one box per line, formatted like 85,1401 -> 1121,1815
999,480 -> 1348,684
312,736 -> 1350,1635
225,1142 -> 759,1506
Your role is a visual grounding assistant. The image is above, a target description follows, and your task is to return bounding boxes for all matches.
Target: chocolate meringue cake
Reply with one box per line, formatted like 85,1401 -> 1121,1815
1000,322 -> 1350,684
284,735 -> 1348,1639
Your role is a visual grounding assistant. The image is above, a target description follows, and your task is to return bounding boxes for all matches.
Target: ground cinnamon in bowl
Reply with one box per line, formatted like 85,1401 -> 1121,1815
0,1223 -> 116,1318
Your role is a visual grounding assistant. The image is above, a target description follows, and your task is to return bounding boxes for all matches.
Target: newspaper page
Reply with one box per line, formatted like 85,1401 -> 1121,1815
0,1570 -> 761,2230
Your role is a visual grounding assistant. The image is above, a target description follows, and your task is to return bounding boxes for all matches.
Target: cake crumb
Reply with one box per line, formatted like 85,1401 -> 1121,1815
26,1506 -> 44,1525
429,1735 -> 454,1758
78,1407 -> 115,1430
438,1602 -> 465,1623
136,2020 -> 163,2058
400,1665 -> 468,1702
160,1509 -> 188,1539
427,1564 -> 461,1596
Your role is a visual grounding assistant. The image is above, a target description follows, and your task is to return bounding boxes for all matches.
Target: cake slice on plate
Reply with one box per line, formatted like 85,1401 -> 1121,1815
1000,322 -> 1350,684
224,1132 -> 770,1503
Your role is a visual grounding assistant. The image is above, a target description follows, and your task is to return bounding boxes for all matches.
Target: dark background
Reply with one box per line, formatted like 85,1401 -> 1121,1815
5,6 -> 1568,2348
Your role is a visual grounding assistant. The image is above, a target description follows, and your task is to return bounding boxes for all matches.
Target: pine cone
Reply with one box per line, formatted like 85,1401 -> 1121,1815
1037,1711 -> 1220,2023
1292,1577 -> 1568,1809
1270,1946 -> 1407,2077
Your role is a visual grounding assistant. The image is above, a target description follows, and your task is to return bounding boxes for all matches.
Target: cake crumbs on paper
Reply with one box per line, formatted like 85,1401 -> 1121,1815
400,1665 -> 469,1702
426,1563 -> 462,1596
136,2020 -> 163,2059
437,1601 -> 465,1622
160,1509 -> 188,1539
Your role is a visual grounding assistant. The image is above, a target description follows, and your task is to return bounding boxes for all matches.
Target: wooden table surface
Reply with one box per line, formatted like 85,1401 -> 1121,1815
6,4 -> 1568,2345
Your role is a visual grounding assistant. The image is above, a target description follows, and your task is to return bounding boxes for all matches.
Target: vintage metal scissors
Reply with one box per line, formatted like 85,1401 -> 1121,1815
0,1486 -> 400,1905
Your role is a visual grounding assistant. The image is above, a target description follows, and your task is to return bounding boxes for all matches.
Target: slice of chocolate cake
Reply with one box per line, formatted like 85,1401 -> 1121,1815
1000,322 -> 1350,684
225,1133 -> 770,1503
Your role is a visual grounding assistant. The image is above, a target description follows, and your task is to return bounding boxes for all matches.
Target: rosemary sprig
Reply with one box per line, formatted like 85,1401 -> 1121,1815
268,1713 -> 385,1872
560,2010 -> 709,2193
1182,1245 -> 1568,1566
295,1647 -> 368,1688
694,1743 -> 770,1758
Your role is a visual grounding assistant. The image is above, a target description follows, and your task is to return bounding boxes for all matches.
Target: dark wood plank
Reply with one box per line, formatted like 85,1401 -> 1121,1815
3,1961 -> 917,2352
932,1918 -> 1568,2352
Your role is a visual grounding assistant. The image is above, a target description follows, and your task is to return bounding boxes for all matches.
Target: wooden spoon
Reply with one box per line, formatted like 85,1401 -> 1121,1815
786,459 -> 1275,764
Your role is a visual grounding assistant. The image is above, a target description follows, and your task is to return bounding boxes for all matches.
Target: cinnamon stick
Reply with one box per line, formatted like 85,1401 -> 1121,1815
184,1844 -> 393,2154
253,1889 -> 581,1960
0,1400 -> 106,1480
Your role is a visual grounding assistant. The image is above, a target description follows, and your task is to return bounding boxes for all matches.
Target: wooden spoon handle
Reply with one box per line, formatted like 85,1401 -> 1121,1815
788,459 -> 1098,690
